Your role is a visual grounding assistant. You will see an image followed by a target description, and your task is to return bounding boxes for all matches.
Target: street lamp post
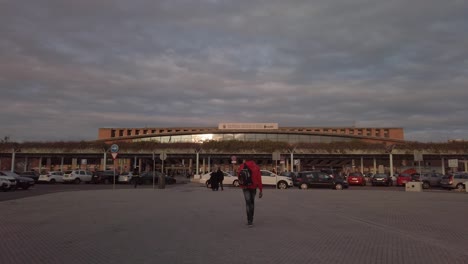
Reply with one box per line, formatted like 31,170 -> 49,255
194,147 -> 202,179
288,146 -> 297,172
11,145 -> 21,173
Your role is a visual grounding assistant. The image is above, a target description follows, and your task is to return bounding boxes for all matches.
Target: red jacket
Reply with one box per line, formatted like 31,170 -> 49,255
237,160 -> 262,191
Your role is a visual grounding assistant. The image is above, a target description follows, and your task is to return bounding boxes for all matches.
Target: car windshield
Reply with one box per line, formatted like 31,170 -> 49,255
374,174 -> 387,178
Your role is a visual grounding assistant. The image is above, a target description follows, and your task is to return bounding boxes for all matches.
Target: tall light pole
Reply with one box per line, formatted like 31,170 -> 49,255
195,147 -> 202,179
288,145 -> 297,172
11,145 -> 21,172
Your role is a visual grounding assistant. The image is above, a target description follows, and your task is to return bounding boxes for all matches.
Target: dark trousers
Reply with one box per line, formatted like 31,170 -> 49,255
219,181 -> 224,190
133,177 -> 139,188
242,188 -> 256,223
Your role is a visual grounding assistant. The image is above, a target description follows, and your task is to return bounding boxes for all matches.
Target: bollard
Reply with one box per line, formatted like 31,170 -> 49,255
405,182 -> 422,192
158,174 -> 166,189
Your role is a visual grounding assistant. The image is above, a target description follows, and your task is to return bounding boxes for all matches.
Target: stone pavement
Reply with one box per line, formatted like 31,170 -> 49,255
1,183 -> 467,264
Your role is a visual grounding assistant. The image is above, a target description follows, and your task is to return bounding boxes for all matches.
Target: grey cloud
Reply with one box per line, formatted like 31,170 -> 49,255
0,0 -> 467,142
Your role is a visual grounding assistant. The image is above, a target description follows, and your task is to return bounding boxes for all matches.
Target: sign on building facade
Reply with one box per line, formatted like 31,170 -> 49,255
218,123 -> 278,130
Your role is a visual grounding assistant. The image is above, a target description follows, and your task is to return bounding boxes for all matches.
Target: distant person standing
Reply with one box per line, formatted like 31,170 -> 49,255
216,167 -> 224,191
133,167 -> 140,188
237,159 -> 263,227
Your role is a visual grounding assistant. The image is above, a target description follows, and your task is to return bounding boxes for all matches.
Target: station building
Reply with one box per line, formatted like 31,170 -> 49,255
98,123 -> 405,145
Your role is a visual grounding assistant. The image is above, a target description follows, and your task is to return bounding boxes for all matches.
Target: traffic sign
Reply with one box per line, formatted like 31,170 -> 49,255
159,153 -> 167,160
272,151 -> 281,160
414,151 -> 423,162
110,144 -> 119,153
448,159 -> 458,168
111,152 -> 118,160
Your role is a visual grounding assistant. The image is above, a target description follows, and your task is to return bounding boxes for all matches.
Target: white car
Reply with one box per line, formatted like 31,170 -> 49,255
199,171 -> 239,187
38,171 -> 64,184
118,172 -> 135,183
0,173 -> 16,190
260,170 -> 293,189
63,170 -> 92,184
0,177 -> 12,191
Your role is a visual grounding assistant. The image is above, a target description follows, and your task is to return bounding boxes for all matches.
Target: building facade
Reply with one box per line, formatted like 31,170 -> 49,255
98,123 -> 405,145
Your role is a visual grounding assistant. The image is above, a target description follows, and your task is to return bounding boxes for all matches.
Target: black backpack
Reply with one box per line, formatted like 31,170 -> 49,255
238,163 -> 253,186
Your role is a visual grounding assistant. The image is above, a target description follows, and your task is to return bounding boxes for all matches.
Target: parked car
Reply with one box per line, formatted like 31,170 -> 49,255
413,172 -> 444,189
347,172 -> 366,186
396,173 -> 413,186
118,172 -> 135,183
0,171 -> 34,189
17,171 -> 40,182
92,170 -> 118,184
63,170 -> 93,184
0,178 -> 12,191
0,172 -> 17,190
371,173 -> 393,186
199,171 -> 239,187
294,171 -> 348,190
280,171 -> 297,179
440,173 -> 468,191
38,171 -> 64,184
139,172 -> 177,185
260,170 -> 293,189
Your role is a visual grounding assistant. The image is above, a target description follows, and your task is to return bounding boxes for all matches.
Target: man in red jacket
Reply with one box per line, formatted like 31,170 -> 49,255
238,159 -> 263,227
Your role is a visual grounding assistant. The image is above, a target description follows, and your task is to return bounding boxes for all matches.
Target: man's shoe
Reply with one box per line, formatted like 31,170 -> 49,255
247,221 -> 253,227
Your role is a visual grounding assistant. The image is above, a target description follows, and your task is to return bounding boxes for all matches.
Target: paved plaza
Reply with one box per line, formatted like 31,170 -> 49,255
1,183 -> 467,264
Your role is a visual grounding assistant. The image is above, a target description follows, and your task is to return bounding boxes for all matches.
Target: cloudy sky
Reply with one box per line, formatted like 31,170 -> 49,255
1,0 -> 467,142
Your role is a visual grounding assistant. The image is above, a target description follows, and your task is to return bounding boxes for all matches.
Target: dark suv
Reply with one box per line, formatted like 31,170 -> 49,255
294,171 -> 348,190
17,171 -> 39,182
92,170 -> 118,184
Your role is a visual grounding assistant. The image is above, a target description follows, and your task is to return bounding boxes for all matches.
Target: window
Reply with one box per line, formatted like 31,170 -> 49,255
119,130 -> 124,137
318,173 -> 330,180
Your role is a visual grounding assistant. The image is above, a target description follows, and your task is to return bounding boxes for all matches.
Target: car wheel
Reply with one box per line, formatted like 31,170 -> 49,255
74,178 -> 81,184
23,185 -> 30,190
456,183 -> 465,191
277,181 -> 288,189
233,180 -> 240,187
335,183 -> 343,190
362,181 -> 366,186
300,183 -> 308,190
50,179 -> 56,184
422,182 -> 430,189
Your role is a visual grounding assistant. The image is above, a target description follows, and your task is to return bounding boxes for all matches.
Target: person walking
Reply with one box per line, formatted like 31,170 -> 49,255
216,167 -> 224,191
209,169 -> 219,191
237,159 -> 262,227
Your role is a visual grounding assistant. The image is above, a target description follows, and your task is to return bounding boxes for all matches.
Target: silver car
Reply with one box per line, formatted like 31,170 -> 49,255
440,173 -> 468,191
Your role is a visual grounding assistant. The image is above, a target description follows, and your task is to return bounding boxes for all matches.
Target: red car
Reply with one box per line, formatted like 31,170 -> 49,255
347,172 -> 366,186
396,173 -> 413,186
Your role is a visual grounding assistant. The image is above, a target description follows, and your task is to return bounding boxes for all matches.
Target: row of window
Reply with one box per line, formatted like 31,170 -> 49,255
110,128 -> 391,138
134,133 -> 354,144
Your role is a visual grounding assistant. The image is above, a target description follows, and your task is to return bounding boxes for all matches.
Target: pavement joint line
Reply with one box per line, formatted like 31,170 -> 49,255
335,213 -> 468,258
